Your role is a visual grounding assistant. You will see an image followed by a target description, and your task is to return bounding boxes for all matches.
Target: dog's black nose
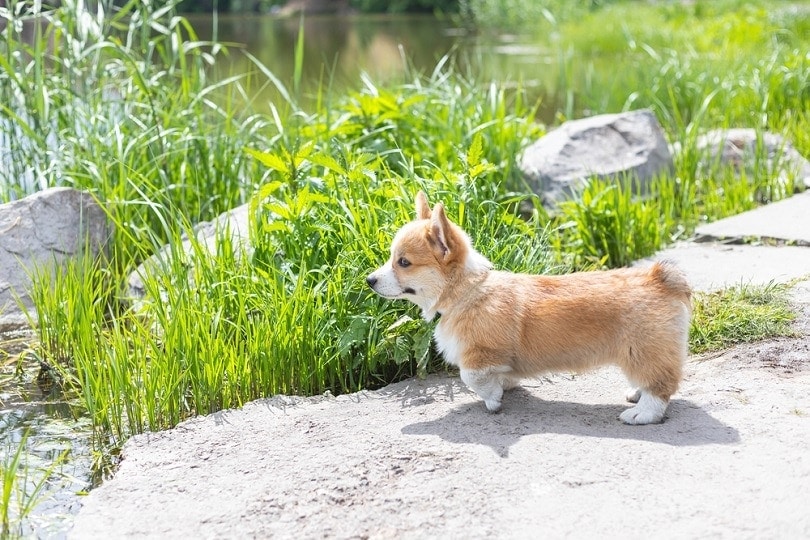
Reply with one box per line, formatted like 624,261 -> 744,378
366,275 -> 377,288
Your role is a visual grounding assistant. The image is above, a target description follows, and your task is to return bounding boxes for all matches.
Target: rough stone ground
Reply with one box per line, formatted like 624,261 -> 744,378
71,195 -> 810,539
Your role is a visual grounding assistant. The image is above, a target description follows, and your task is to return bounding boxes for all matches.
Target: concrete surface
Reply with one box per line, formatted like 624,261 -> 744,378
644,242 -> 810,292
695,191 -> 810,246
70,355 -> 810,539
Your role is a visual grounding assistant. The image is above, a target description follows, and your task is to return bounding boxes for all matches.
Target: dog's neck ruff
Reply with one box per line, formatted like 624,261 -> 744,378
465,247 -> 493,274
423,254 -> 491,321
419,299 -> 441,321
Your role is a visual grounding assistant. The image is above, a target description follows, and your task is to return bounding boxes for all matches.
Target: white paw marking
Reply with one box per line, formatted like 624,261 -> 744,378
460,367 -> 507,412
484,398 -> 502,412
620,392 -> 668,425
625,387 -> 641,403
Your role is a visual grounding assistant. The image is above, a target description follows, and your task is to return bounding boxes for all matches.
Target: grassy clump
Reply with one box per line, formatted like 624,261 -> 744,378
551,152 -> 799,268
0,0 -> 264,254
544,1 -> 810,135
690,283 -> 797,355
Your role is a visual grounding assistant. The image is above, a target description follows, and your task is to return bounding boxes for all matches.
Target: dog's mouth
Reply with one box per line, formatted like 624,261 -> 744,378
366,275 -> 416,297
375,287 -> 415,298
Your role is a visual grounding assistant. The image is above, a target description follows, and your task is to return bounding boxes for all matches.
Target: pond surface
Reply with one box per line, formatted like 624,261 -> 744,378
0,333 -> 96,538
185,13 -> 583,122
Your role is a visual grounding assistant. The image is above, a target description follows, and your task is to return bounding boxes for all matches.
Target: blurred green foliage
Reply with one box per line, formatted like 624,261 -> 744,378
174,0 -> 459,14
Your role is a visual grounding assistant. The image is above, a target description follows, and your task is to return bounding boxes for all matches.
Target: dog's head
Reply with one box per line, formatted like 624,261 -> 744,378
366,191 -> 491,319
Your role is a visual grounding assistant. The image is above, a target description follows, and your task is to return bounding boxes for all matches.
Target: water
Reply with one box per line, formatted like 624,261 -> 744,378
184,13 -> 572,122
0,334 -> 95,538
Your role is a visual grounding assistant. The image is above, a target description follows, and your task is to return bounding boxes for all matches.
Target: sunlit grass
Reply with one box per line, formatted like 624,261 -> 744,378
532,1 -> 810,157
691,283 -> 797,355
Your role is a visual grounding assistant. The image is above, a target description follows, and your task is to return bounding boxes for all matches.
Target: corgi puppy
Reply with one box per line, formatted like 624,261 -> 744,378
367,191 -> 692,424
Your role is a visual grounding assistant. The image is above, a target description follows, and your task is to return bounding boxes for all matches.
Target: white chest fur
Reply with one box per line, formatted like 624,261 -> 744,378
433,321 -> 463,367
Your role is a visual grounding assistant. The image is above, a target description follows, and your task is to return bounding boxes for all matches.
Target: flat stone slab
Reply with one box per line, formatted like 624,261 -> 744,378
70,351 -> 810,538
695,191 -> 810,245
644,242 -> 810,292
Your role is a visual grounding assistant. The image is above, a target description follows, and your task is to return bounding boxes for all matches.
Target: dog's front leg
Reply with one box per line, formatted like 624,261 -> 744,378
460,367 -> 508,412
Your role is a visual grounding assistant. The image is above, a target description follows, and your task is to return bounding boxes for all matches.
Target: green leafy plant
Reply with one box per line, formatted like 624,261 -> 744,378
554,177 -> 664,268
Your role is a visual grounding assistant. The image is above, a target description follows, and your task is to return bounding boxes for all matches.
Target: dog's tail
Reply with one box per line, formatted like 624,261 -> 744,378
650,260 -> 692,301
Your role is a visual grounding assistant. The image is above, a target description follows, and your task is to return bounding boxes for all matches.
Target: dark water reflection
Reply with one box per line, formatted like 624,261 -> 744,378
1,335 -> 94,538
186,13 -> 572,122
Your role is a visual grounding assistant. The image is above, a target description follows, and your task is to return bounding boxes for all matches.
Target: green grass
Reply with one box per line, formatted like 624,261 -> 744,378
546,1 -> 810,135
0,0 -> 808,512
691,283 -> 797,355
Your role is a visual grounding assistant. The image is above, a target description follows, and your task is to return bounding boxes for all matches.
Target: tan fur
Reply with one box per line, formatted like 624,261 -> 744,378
367,192 -> 692,423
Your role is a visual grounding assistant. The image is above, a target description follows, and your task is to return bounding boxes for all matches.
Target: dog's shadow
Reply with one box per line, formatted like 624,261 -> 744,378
401,385 -> 740,457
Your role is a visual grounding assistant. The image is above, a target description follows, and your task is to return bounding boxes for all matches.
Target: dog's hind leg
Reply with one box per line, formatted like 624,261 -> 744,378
501,375 -> 522,392
620,345 -> 683,424
460,367 -> 509,412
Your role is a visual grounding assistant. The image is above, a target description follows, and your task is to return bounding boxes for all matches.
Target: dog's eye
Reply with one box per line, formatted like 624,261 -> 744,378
397,257 -> 411,268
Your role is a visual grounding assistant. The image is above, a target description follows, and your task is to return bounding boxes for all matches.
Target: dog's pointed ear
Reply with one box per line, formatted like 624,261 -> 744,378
430,203 -> 453,258
415,191 -> 431,220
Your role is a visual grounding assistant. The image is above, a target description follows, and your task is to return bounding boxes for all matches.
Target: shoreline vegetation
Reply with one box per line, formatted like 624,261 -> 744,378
0,0 -> 807,533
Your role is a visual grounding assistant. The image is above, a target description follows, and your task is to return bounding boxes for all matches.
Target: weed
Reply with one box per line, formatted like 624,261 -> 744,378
690,283 -> 797,355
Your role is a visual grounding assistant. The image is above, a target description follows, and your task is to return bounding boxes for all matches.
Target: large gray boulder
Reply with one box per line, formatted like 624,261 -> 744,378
0,187 -> 111,331
673,128 -> 810,190
127,203 -> 252,300
519,109 -> 674,206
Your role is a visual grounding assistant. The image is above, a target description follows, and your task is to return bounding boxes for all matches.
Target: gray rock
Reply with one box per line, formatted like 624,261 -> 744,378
519,109 -> 674,206
0,187 -> 111,331
674,128 -> 810,189
127,203 -> 252,299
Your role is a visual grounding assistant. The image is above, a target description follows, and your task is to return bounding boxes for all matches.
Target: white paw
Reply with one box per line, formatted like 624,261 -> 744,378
620,407 -> 662,424
460,367 -> 505,413
484,399 -> 502,413
619,393 -> 667,425
625,388 -> 641,403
